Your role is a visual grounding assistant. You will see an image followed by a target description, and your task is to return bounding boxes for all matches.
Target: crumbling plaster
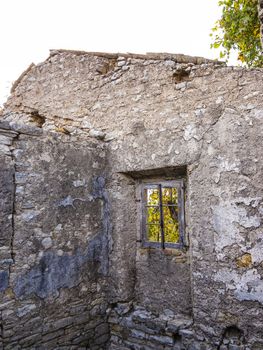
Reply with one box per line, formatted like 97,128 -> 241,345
0,50 -> 263,349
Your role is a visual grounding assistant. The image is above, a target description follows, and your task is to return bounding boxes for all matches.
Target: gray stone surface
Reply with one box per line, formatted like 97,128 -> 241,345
0,50 -> 263,348
0,116 -> 110,347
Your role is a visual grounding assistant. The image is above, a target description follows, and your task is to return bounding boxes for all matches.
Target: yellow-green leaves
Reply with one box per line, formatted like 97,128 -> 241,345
211,0 -> 263,67
146,187 -> 179,244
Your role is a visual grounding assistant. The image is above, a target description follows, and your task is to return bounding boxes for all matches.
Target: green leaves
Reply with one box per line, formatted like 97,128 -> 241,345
211,0 -> 263,67
146,187 -> 179,244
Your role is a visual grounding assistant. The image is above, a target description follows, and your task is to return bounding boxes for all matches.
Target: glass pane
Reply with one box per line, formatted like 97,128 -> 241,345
163,205 -> 179,243
164,222 -> 179,243
144,188 -> 159,206
163,205 -> 178,223
162,187 -> 178,205
147,224 -> 161,242
147,206 -> 160,224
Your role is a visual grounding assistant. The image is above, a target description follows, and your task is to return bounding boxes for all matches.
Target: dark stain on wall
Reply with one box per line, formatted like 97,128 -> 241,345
0,271 -> 9,292
14,176 -> 111,299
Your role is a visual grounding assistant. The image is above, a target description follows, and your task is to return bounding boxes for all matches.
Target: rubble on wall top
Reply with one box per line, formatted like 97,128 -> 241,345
49,49 -> 224,65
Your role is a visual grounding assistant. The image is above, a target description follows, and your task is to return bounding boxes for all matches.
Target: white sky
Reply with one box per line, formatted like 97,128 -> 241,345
0,0 -> 237,106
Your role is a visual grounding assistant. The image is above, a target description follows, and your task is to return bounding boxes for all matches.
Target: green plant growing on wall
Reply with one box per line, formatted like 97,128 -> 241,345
211,0 -> 263,67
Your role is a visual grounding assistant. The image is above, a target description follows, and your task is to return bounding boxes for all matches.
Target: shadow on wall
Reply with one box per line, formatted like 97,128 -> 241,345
218,326 -> 246,349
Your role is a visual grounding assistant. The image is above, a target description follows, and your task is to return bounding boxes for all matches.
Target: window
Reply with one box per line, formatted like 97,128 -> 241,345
141,180 -> 185,249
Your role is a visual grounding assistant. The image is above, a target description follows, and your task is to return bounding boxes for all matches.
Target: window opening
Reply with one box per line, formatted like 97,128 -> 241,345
141,180 -> 185,248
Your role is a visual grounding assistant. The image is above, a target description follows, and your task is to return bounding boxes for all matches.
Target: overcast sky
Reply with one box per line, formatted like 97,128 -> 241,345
0,0 -> 235,105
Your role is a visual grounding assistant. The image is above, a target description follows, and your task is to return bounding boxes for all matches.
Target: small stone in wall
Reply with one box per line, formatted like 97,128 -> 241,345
57,250 -> 64,256
55,224 -> 62,231
89,129 -> 106,140
73,179 -> 86,187
236,253 -> 252,268
175,82 -> 187,90
17,304 -> 36,317
41,237 -> 53,250
81,120 -> 93,129
117,60 -> 126,67
21,210 -> 40,222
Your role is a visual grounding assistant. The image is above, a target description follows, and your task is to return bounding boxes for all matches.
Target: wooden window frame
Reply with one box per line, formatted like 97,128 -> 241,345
140,179 -> 185,249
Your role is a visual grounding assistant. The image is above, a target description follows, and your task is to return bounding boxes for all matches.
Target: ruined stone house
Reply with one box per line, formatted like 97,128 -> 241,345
0,50 -> 262,349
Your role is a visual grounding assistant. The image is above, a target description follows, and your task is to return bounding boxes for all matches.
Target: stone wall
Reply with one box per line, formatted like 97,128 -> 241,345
0,119 -> 110,348
109,303 -> 193,350
1,51 -> 263,349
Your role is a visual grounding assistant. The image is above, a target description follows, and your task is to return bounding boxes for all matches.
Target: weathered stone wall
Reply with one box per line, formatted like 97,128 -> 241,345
109,303 -> 193,350
0,119 -> 110,348
0,122 -> 17,349
1,50 -> 263,349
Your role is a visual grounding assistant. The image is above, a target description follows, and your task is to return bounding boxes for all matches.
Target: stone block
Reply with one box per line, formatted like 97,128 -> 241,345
148,334 -> 174,346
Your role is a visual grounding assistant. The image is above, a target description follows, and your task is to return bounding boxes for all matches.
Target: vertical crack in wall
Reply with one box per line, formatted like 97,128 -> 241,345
9,133 -> 19,265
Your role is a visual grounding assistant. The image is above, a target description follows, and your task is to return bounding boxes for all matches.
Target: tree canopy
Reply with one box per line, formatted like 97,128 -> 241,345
211,0 -> 263,67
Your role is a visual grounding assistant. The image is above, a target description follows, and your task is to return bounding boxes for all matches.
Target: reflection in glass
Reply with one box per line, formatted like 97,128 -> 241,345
145,188 -> 159,206
162,187 -> 178,205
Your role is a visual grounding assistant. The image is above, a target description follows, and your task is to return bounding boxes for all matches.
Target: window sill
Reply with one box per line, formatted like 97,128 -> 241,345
137,246 -> 188,262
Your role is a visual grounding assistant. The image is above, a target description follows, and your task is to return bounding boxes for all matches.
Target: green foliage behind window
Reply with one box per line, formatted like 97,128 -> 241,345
146,187 -> 179,244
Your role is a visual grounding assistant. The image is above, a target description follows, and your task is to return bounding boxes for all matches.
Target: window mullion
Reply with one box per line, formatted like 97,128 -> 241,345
158,184 -> 165,249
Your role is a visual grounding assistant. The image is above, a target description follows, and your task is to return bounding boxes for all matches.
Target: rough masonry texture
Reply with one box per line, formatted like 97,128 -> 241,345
0,50 -> 262,349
